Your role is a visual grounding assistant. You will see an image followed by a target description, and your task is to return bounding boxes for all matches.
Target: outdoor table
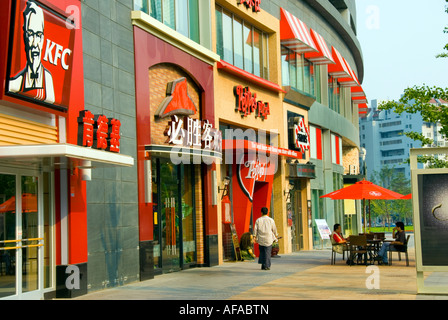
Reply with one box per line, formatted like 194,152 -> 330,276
345,238 -> 382,265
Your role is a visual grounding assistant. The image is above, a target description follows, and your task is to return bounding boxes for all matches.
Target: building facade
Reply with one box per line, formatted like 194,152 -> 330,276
0,0 -> 365,299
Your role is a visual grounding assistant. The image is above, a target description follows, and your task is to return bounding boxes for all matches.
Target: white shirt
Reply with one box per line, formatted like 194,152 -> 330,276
254,215 -> 278,247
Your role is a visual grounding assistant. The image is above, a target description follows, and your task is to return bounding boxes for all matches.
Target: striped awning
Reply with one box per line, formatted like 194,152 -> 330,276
338,58 -> 359,87
304,29 -> 335,65
280,8 -> 318,54
351,85 -> 366,98
328,46 -> 351,79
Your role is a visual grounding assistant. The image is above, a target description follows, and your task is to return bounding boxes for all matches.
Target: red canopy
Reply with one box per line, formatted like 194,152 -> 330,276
321,180 -> 404,200
401,193 -> 412,199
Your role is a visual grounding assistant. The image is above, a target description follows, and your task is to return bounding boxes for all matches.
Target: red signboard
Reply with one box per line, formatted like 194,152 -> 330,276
77,110 -> 122,153
6,0 -> 76,111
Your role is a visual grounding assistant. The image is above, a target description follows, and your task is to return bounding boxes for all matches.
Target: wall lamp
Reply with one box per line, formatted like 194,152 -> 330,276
284,183 -> 294,202
218,176 -> 231,199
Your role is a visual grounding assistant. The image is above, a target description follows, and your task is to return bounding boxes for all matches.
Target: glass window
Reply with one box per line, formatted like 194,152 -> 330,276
243,23 -> 253,74
188,0 -> 200,43
281,46 -> 317,97
176,0 -> 189,37
222,10 -> 233,64
215,5 -> 269,80
233,18 -> 244,69
137,0 -> 201,44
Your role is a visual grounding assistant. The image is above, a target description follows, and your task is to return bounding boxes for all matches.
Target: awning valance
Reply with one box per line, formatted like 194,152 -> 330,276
328,46 -> 351,79
0,143 -> 134,169
280,8 -> 318,54
351,85 -> 366,98
304,29 -> 335,65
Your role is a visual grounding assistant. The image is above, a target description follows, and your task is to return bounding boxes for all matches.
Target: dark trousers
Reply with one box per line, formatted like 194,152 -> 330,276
258,245 -> 272,269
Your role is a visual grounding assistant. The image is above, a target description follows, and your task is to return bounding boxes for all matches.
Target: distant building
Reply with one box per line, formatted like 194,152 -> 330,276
359,99 -> 423,180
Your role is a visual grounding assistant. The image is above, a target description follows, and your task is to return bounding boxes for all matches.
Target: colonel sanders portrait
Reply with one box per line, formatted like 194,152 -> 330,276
9,0 -> 55,104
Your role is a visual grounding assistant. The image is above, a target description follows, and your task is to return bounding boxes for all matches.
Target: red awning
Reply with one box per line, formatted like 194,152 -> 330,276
351,85 -> 366,98
328,46 -> 351,79
280,8 -> 318,54
304,29 -> 335,65
353,97 -> 368,104
337,58 -> 359,87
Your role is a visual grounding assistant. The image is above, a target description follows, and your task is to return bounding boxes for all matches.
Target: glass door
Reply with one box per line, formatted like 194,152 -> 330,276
0,171 -> 43,299
160,160 -> 180,273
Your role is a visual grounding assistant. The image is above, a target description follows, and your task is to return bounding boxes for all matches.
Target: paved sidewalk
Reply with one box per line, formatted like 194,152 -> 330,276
72,248 -> 448,301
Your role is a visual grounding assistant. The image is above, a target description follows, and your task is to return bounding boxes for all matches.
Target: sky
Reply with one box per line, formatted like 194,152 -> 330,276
355,0 -> 448,102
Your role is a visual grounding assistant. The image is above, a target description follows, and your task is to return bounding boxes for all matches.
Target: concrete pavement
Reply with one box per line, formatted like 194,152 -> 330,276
71,246 -> 448,301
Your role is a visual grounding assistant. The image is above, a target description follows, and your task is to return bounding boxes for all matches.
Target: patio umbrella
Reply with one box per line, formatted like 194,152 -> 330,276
321,180 -> 404,233
0,194 -> 38,213
401,194 -> 412,199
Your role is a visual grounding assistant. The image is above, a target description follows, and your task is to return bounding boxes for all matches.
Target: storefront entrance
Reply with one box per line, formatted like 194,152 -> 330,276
152,158 -> 198,274
0,168 -> 51,299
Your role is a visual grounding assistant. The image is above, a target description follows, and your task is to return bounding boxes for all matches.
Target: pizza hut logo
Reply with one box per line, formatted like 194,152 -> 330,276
155,77 -> 197,118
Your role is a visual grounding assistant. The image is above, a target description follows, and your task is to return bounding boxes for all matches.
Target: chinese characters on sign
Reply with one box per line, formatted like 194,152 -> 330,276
234,85 -> 270,120
77,110 -> 121,153
237,0 -> 261,12
166,115 -> 222,152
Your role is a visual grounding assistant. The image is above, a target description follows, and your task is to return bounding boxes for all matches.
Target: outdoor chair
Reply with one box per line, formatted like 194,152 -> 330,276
348,235 -> 371,266
388,235 -> 410,266
330,236 -> 349,265
373,232 -> 385,240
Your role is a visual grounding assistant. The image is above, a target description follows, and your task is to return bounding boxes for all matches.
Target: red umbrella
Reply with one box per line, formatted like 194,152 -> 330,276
321,180 -> 404,232
0,194 -> 37,213
401,194 -> 412,199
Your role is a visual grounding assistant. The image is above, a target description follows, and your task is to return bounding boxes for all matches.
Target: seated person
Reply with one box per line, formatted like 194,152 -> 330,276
332,224 -> 348,254
239,232 -> 256,260
374,221 -> 406,264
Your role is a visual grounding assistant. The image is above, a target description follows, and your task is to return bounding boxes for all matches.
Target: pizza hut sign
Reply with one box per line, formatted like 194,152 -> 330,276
234,85 -> 270,120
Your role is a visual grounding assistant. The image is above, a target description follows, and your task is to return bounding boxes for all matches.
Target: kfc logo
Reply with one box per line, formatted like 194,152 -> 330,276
7,0 -> 77,110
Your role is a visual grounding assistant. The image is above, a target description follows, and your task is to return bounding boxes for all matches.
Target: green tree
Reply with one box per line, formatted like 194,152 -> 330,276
379,0 -> 448,168
370,166 -> 412,228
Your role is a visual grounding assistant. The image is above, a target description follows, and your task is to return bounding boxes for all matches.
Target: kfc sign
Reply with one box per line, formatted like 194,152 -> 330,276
237,0 -> 261,12
234,85 -> 270,120
77,110 -> 122,153
7,0 -> 76,110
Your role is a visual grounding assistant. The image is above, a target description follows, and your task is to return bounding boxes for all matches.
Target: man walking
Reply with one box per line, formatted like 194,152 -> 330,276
254,207 -> 278,270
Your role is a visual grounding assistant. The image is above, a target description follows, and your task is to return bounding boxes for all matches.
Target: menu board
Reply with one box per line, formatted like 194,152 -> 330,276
315,219 -> 331,240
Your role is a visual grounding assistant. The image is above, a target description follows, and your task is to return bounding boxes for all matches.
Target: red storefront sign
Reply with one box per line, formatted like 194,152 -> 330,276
6,0 -> 77,111
237,0 -> 261,12
77,110 -> 122,153
237,156 -> 269,202
234,85 -> 270,120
